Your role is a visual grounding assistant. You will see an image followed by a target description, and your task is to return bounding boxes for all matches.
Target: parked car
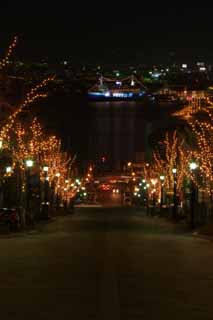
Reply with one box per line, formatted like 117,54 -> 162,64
123,192 -> 132,206
0,208 -> 20,231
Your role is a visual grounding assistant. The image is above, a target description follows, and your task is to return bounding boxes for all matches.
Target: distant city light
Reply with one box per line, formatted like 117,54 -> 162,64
182,64 -> 187,69
116,81 -> 122,86
197,62 -> 205,67
152,72 -> 161,79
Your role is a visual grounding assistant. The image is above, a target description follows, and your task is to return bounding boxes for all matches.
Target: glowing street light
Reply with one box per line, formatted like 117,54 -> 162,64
55,173 -> 60,177
6,166 -> 12,173
25,159 -> 34,168
172,168 -> 177,174
0,139 -> 3,149
43,166 -> 49,172
160,175 -> 165,181
189,162 -> 198,171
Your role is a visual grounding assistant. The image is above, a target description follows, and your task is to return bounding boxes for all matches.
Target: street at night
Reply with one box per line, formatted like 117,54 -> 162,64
1,2 -> 213,319
1,207 -> 213,319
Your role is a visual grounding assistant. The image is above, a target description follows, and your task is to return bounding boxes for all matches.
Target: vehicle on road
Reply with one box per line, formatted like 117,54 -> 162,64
123,192 -> 132,206
0,208 -> 20,231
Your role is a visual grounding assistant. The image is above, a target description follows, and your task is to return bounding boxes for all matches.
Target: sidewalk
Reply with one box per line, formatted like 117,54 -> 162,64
192,223 -> 213,242
0,209 -> 71,238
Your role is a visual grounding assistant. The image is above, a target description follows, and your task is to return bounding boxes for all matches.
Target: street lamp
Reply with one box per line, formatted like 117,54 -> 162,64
26,159 -> 34,168
160,175 -> 165,210
160,175 -> 165,181
172,168 -> 177,220
42,166 -> 49,219
146,183 -> 150,215
6,166 -> 12,174
189,162 -> 198,171
25,159 -> 34,221
189,161 -> 198,229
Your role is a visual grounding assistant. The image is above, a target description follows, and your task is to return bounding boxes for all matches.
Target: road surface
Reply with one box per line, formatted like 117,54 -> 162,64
0,207 -> 213,319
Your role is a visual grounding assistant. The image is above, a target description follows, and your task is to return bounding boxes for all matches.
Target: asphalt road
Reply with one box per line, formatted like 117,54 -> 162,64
1,207 -> 213,319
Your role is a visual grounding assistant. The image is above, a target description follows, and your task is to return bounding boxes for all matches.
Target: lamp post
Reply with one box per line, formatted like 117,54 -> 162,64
172,168 -> 177,220
189,161 -> 198,229
160,175 -> 165,211
25,159 -> 34,223
55,173 -> 60,209
146,183 -> 150,215
42,166 -> 49,219
3,166 -> 13,208
151,178 -> 158,216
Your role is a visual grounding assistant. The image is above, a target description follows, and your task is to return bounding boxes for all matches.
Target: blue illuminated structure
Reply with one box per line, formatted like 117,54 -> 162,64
88,75 -> 149,101
88,91 -> 146,100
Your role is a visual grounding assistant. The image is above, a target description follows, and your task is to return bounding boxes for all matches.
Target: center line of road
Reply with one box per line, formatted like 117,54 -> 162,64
98,233 -> 120,320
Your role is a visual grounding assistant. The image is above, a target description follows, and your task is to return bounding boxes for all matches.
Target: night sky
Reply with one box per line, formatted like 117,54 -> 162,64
0,3 -> 213,64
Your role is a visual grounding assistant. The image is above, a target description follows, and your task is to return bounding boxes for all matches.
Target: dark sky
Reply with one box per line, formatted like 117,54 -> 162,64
0,3 -> 213,64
